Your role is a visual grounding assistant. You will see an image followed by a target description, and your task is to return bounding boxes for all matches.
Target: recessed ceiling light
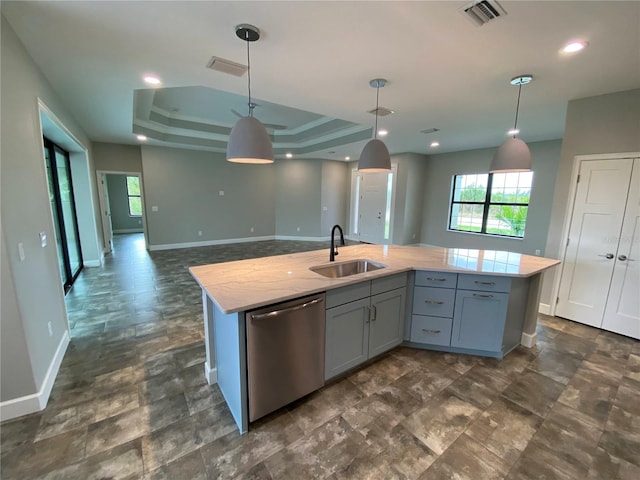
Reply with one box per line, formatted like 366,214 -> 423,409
562,41 -> 587,54
285,152 -> 293,158
508,128 -> 520,135
430,141 -> 439,148
345,156 -> 351,161
143,75 -> 161,86
136,134 -> 147,141
378,129 -> 388,137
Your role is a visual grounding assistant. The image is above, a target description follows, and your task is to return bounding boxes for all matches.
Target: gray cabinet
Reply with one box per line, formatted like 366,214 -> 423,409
409,271 -> 528,358
325,273 -> 406,380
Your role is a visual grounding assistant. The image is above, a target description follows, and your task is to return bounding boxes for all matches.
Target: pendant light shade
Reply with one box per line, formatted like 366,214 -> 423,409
490,75 -> 533,173
358,78 -> 391,172
226,24 -> 274,164
358,139 -> 391,172
227,116 -> 273,164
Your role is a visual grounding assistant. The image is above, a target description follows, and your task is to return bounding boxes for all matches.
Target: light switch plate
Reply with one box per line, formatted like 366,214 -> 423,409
152,205 -> 159,212
39,232 -> 47,247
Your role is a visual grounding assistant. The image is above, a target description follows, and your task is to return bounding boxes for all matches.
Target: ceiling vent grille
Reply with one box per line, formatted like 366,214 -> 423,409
368,107 -> 395,117
461,0 -> 507,27
420,128 -> 440,135
206,56 -> 247,77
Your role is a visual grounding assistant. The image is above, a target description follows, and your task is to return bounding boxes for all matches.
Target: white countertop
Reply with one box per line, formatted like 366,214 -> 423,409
189,244 -> 560,314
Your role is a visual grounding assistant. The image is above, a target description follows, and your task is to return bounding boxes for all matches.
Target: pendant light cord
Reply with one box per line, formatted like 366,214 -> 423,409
512,83 -> 522,138
374,85 -> 380,139
246,34 -> 252,117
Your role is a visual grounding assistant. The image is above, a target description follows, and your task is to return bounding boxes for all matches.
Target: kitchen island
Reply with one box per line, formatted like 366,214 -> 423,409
190,244 -> 559,433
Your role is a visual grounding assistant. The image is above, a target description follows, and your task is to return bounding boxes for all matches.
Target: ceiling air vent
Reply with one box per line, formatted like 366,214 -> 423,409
420,128 -> 440,135
206,56 -> 247,77
461,0 -> 507,27
368,107 -> 395,117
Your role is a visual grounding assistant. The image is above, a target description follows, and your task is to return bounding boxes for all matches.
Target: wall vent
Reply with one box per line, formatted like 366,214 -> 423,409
461,0 -> 507,27
368,107 -> 395,117
206,56 -> 247,77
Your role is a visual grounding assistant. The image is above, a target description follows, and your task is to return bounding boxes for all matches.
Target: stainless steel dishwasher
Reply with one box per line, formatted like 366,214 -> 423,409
246,293 -> 325,422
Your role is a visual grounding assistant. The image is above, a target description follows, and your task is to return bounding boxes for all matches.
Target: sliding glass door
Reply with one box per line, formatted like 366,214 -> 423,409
44,137 -> 83,293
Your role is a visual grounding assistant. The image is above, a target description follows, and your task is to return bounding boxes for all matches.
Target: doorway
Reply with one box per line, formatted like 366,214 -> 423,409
555,154 -> 639,339
350,166 -> 397,244
43,137 -> 83,293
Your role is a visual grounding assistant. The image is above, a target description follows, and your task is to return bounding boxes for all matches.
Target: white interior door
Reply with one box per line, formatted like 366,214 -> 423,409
97,172 -> 113,253
356,170 -> 394,244
602,158 -> 640,339
556,158 -> 633,327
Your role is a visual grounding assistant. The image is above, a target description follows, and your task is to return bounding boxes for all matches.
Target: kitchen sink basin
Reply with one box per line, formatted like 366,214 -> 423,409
310,259 -> 386,278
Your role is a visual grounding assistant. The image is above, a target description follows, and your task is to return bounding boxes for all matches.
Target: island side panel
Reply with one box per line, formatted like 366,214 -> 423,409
521,272 -> 543,347
213,303 -> 248,434
202,290 -> 217,384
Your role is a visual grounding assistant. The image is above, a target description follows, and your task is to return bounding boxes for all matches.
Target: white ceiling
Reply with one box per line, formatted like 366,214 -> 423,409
3,1 -> 639,160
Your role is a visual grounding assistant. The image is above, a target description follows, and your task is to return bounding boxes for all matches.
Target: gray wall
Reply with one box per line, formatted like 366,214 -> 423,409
392,153 -> 428,245
420,139 -> 562,255
542,89 -> 640,305
93,142 -> 142,172
140,146 -> 276,247
106,174 -> 143,233
321,161 -> 348,236
1,16 -> 93,402
275,159 -> 322,237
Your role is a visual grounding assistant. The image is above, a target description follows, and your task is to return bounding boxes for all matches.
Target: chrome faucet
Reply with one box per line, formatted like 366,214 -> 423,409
330,224 -> 345,262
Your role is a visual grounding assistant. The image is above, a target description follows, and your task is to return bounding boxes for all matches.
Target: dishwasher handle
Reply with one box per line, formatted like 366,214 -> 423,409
250,296 -> 324,321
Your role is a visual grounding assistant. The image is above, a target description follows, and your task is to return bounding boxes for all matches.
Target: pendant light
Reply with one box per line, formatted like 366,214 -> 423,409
226,24 -> 274,164
490,75 -> 533,173
358,78 -> 391,172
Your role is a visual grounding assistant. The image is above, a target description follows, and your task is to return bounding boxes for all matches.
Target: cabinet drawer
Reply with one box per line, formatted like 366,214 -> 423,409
412,286 -> 455,318
414,271 -> 457,289
410,315 -> 452,346
326,281 -> 371,309
457,274 -> 511,293
371,272 -> 407,296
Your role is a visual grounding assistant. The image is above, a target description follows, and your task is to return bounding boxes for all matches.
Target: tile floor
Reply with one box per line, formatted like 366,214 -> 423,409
1,233 -> 639,479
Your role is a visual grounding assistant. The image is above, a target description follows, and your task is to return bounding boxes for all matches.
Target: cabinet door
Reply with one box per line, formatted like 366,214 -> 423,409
369,287 -> 406,358
325,298 -> 370,380
452,290 -> 508,352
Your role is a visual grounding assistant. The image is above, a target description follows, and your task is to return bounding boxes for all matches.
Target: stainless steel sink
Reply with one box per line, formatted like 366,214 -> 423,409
309,259 -> 386,278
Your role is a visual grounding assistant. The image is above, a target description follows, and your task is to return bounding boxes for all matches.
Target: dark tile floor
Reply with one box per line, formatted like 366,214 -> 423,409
1,233 -> 639,479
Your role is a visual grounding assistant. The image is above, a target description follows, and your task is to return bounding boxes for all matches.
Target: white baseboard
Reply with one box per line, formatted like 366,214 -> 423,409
113,228 -> 144,234
538,303 -> 552,315
148,235 -> 275,251
520,331 -> 537,348
0,330 -> 69,422
274,235 -> 330,241
83,259 -> 101,267
204,362 -> 217,385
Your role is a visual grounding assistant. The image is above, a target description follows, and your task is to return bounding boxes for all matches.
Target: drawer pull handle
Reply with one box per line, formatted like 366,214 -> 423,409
425,300 -> 444,305
422,328 -> 441,334
474,281 -> 495,285
472,293 -> 494,298
426,277 -> 447,282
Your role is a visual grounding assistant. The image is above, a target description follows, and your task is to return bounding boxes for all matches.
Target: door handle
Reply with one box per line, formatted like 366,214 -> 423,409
598,253 -> 614,259
617,255 -> 635,261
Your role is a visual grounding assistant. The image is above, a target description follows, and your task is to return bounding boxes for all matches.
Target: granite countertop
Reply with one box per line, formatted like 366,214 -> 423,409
189,244 -> 560,314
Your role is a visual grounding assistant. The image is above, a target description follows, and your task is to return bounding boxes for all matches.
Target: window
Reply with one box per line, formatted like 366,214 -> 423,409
126,176 -> 142,216
449,171 -> 533,238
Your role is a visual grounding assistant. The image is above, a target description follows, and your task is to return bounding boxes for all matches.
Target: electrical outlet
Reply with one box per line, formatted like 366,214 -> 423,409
198,230 -> 203,237
250,227 -> 254,233
47,321 -> 53,337
296,227 -> 301,232
535,249 -> 541,256
219,190 -> 225,196
39,232 -> 47,247
152,205 -> 159,212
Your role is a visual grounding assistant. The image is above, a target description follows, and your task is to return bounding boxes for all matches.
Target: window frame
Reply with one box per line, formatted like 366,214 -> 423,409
448,172 -> 531,239
126,175 -> 142,217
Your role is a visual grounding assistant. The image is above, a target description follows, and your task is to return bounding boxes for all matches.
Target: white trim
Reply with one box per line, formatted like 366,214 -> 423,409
83,259 -> 101,267
538,302 -> 552,316
204,362 -> 218,385
148,235 -> 275,251
274,235 -> 330,241
113,228 -> 144,234
0,331 -> 70,422
549,151 -> 640,316
520,331 -> 537,348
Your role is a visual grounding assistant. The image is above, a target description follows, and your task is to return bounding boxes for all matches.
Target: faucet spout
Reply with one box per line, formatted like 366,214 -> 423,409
330,225 -> 345,262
